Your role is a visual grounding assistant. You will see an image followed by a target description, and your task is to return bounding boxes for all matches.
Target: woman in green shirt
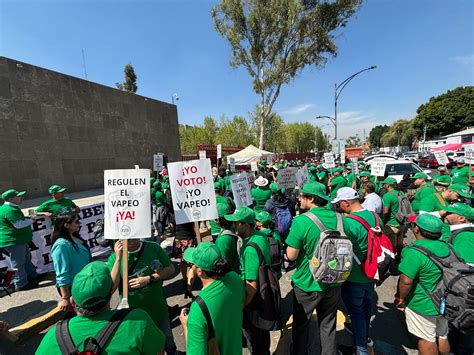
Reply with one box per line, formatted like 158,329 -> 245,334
251,176 -> 272,212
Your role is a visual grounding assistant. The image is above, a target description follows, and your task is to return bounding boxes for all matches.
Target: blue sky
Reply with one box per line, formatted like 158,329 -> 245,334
1,0 -> 473,140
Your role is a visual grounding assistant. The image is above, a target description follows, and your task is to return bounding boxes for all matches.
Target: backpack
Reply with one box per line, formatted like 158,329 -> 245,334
246,242 -> 281,331
56,308 -> 132,355
448,226 -> 474,245
410,244 -> 474,331
264,230 -> 283,273
388,191 -> 415,225
274,206 -> 292,239
194,296 -> 220,355
304,212 -> 353,284
347,211 -> 395,283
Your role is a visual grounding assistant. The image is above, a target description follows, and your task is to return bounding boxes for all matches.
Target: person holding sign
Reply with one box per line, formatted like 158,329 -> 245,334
108,239 -> 177,354
214,203 -> 240,272
210,181 -> 236,241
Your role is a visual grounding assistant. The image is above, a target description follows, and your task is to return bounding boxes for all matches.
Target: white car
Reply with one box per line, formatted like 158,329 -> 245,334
365,159 -> 431,183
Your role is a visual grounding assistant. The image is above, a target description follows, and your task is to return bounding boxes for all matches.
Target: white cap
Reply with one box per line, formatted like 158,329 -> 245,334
331,187 -> 359,204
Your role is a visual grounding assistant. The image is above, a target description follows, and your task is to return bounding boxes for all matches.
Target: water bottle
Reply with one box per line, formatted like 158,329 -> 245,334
439,297 -> 446,315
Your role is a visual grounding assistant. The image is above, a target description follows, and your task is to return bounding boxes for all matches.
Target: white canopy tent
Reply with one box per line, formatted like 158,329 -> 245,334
226,145 -> 274,165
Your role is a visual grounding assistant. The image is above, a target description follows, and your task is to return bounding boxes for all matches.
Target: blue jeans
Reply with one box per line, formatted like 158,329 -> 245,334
6,244 -> 37,288
155,312 -> 177,355
342,281 -> 374,355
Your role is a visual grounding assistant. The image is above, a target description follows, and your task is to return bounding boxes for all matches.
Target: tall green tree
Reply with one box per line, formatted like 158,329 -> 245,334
380,119 -> 420,147
413,86 -> 474,138
284,122 -> 320,153
212,0 -> 362,149
179,125 -> 208,154
116,63 -> 138,93
216,115 -> 255,147
251,107 -> 285,152
368,124 -> 389,148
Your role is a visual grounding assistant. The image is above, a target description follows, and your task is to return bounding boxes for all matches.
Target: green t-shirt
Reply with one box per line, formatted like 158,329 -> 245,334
155,190 -> 166,205
240,232 -> 271,281
418,192 -> 448,213
316,171 -> 328,184
411,184 -> 437,213
210,196 -> 236,235
186,272 -> 245,355
0,203 -> 33,247
383,190 -> 400,227
286,207 -> 341,292
35,197 -> 77,218
451,165 -> 470,185
107,241 -> 171,322
215,230 -> 239,272
398,239 -> 450,315
35,309 -> 165,355
346,173 -> 358,188
250,187 -> 272,213
330,176 -> 348,198
441,226 -> 474,264
343,209 -> 384,283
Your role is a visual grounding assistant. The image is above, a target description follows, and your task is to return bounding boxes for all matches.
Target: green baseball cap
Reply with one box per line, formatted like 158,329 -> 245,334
448,184 -> 471,198
255,211 -> 272,227
161,182 -> 169,189
358,171 -> 370,178
414,214 -> 443,234
301,182 -> 331,201
316,165 -> 323,169
216,203 -> 230,217
224,206 -> 256,224
269,182 -> 284,194
411,172 -> 428,180
457,159 -> 466,164
214,180 -> 224,191
433,175 -> 451,186
153,180 -> 162,188
334,166 -> 344,173
445,203 -> 474,221
49,185 -> 67,194
71,261 -> 112,308
183,242 -> 222,272
437,166 -> 447,171
277,163 -> 284,169
1,189 -> 26,200
381,177 -> 397,185
308,166 -> 317,172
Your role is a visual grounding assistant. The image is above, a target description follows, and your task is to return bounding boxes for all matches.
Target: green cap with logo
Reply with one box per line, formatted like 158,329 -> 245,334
381,177 -> 397,185
437,166 -> 447,171
216,203 -> 230,217
224,206 -> 256,224
414,214 -> 443,234
71,261 -> 112,308
256,211 -> 272,227
433,175 -> 451,186
334,166 -> 344,173
301,182 -> 331,201
411,172 -> 428,180
309,166 -> 317,172
183,242 -> 222,272
1,189 -> 26,201
445,203 -> 474,221
448,184 -> 471,198
49,185 -> 67,194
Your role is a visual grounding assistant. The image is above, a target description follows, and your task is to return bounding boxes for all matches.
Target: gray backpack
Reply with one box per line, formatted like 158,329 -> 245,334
304,212 -> 353,284
389,191 -> 415,224
411,244 -> 474,331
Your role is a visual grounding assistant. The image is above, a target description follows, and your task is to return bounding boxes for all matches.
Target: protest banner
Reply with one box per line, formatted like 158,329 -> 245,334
464,145 -> 474,160
104,169 -> 150,240
229,157 -> 236,172
324,153 -> 336,168
278,167 -> 298,189
153,153 -> 164,172
351,157 -> 359,175
295,164 -> 309,188
370,159 -> 388,177
216,144 -> 222,159
251,162 -> 258,171
168,159 -> 217,224
340,150 -> 346,164
267,155 -> 273,164
230,172 -> 252,207
433,151 -> 450,166
199,150 -> 206,159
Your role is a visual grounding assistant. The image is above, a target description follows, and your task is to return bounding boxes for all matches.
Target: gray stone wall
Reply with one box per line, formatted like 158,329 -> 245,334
0,56 -> 181,198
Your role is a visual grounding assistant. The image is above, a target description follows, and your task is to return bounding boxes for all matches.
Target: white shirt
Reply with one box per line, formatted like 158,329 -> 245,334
362,192 -> 383,215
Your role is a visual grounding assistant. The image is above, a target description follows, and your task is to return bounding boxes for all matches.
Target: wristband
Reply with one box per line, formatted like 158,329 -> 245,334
148,275 -> 156,285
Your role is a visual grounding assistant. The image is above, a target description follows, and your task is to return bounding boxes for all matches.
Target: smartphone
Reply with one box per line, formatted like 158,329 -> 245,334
183,307 -> 190,316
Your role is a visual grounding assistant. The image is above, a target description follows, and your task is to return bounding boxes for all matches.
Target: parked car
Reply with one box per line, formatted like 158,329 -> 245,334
419,155 -> 454,169
402,151 -> 421,163
365,159 -> 430,182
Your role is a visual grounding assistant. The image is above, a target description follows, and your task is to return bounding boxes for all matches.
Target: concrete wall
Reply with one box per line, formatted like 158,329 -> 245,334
0,56 -> 181,198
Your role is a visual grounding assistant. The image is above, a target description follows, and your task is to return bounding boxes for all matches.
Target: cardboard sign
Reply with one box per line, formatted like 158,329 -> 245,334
230,172 -> 252,207
104,169 -> 151,239
229,157 -> 236,172
199,150 -> 206,159
340,150 -> 346,164
168,159 -> 217,224
251,162 -> 258,171
267,155 -> 273,164
324,153 -> 336,168
278,167 -> 298,189
370,160 -> 387,177
433,151 -> 450,166
216,144 -> 222,159
295,164 -> 309,188
153,153 -> 164,172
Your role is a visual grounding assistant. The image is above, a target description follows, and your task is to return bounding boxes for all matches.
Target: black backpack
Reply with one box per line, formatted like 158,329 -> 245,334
246,242 -> 281,331
55,309 -> 132,354
261,230 -> 282,273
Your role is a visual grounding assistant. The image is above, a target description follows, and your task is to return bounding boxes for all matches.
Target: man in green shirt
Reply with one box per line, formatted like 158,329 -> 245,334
224,206 -> 271,355
0,189 -> 38,291
36,261 -> 165,355
410,173 -> 437,214
441,203 -> 474,263
316,165 -> 328,185
451,159 -> 470,185
285,182 -> 341,355
214,203 -> 240,272
396,214 -> 450,355
251,176 -> 272,213
382,177 -> 404,262
211,181 -> 236,240
179,242 -> 245,355
35,185 -> 80,220
431,175 -> 451,192
329,166 -> 347,199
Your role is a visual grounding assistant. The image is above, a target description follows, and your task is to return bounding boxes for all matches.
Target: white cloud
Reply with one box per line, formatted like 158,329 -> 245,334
281,103 -> 315,115
317,110 -> 382,140
450,54 -> 474,67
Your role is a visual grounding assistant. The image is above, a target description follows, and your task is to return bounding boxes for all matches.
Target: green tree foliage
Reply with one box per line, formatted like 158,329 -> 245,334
212,0 -> 362,149
251,107 -> 285,152
414,86 -> 474,138
116,64 -> 138,93
216,115 -> 256,147
368,124 -> 389,148
283,122 -> 326,153
380,119 -> 420,147
346,134 -> 361,148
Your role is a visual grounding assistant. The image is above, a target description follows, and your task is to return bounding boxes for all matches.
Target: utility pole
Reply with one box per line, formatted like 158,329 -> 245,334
81,49 -> 88,80
422,124 -> 427,152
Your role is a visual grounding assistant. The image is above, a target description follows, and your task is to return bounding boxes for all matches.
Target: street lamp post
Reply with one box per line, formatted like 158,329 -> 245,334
172,93 -> 179,105
334,66 -> 377,140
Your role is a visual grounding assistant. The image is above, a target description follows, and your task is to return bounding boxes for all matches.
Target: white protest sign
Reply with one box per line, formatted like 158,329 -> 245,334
104,169 -> 151,239
199,150 -> 206,159
324,153 -> 336,168
247,172 -> 255,188
229,157 -> 236,172
230,172 -> 252,207
295,165 -> 309,188
433,151 -> 450,166
340,150 -> 346,164
168,159 -> 217,224
278,167 -> 298,189
153,153 -> 164,172
267,155 -> 273,164
464,145 -> 474,160
217,144 -> 222,159
251,162 -> 258,171
370,159 -> 387,177
351,158 -> 359,175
